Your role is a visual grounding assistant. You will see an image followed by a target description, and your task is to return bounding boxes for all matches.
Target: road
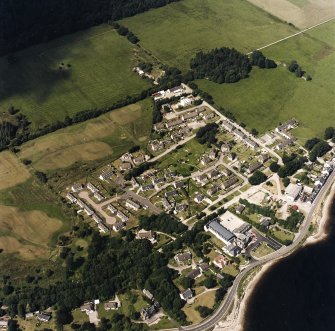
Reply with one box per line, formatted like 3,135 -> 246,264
160,169 -> 335,331
246,17 -> 335,54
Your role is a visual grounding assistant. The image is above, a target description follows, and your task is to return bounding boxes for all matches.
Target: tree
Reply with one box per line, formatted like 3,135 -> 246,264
203,276 -> 217,289
282,177 -> 290,187
56,308 -> 74,326
249,171 -> 267,185
251,128 -> 258,136
35,171 -> 48,183
270,162 -> 280,173
324,127 -> 335,140
17,303 -> 26,319
196,306 -> 213,318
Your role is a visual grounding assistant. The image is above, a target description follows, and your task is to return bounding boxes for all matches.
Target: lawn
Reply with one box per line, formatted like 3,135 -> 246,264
120,0 -> 296,70
271,227 -> 295,242
19,99 -> 153,171
0,24 -> 150,130
197,20 -> 335,141
252,242 -> 274,258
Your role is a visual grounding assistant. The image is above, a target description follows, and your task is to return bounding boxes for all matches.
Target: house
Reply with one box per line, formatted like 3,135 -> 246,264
213,254 -> 229,269
136,230 -> 156,243
140,301 -> 160,320
125,199 -> 141,211
98,223 -> 109,233
162,197 -> 172,210
174,252 -> 192,264
203,112 -> 215,120
199,262 -> 209,272
195,174 -> 207,185
152,177 -> 165,186
133,155 -> 145,165
260,217 -> 271,228
141,184 -> 155,192
200,155 -> 212,166
174,203 -> 188,213
227,153 -> 236,161
149,140 -> 163,152
209,148 -> 218,160
152,90 -> 166,101
194,194 -> 205,203
104,301 -> 120,311
165,190 -> 178,198
222,121 -> 234,132
25,313 -> 34,319
244,138 -> 259,150
223,243 -> 241,257
37,312 -> 52,323
236,204 -> 245,215
180,288 -> 193,301
166,171 -> 177,178
168,85 -> 184,96
107,204 -> 117,214
221,143 -> 231,153
120,162 -> 132,171
66,192 -> 77,204
80,302 -> 94,313
207,169 -> 220,179
83,204 -> 94,216
117,211 -> 129,222
179,96 -> 192,108
260,153 -> 270,163
207,185 -> 220,195
275,139 -> 295,150
143,289 -> 154,301
204,219 -> 236,245
120,153 -> 132,162
87,182 -> 99,193
113,221 -> 125,232
92,214 -> 103,224
285,183 -> 303,201
94,192 -> 104,202
71,183 -> 84,192
165,118 -> 183,130
187,268 -> 201,279
174,181 -> 186,189
99,169 -> 114,181
276,119 -> 298,133
247,162 -> 262,174
234,130 -> 245,140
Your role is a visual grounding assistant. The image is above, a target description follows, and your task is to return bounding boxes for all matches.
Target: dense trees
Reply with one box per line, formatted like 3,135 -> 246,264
139,213 -> 187,235
324,127 -> 335,140
248,171 -> 267,185
270,162 -> 280,173
196,123 -> 219,145
124,162 -> 151,180
190,48 -> 252,84
277,154 -> 307,178
190,48 -> 277,84
0,0 -> 180,55
305,138 -> 331,161
250,51 -> 277,69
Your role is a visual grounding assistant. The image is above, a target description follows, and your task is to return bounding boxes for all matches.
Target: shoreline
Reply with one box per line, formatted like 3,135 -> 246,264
215,181 -> 335,331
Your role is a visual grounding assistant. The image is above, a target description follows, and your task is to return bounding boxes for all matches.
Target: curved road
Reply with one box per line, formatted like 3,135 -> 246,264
161,170 -> 335,331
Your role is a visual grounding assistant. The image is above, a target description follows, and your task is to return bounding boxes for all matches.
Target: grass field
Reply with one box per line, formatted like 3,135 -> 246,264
0,24 -> 150,130
0,151 -> 31,190
197,20 -> 335,141
120,0 -> 296,70
252,242 -> 274,258
19,99 -> 153,171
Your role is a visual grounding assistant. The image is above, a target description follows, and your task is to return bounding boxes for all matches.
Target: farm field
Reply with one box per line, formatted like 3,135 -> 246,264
120,0 -> 296,70
19,99 -> 153,171
197,20 -> 335,141
0,24 -> 150,130
0,151 -> 31,189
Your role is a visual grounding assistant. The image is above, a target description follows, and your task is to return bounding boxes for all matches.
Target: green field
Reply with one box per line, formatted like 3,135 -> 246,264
19,99 -> 153,171
197,20 -> 335,141
0,24 -> 150,130
120,0 -> 296,70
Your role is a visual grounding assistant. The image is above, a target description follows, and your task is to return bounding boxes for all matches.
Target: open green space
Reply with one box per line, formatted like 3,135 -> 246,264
120,0 -> 296,70
0,24 -> 150,130
252,242 -> 274,258
19,99 -> 153,171
197,20 -> 335,141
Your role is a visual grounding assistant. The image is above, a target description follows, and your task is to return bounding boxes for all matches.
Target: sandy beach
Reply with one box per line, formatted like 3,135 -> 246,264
214,181 -> 335,331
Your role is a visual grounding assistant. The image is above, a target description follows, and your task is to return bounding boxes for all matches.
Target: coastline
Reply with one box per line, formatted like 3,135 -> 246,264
214,181 -> 335,331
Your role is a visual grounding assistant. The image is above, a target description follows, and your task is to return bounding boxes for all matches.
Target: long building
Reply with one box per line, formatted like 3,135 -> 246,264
204,219 -> 236,245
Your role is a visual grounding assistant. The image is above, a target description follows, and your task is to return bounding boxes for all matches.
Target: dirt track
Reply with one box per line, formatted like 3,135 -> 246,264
247,0 -> 335,29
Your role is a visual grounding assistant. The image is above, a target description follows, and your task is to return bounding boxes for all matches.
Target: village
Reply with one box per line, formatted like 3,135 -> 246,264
5,83 -> 332,329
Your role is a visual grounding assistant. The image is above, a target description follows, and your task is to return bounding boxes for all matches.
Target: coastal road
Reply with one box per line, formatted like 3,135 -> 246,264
161,169 -> 335,331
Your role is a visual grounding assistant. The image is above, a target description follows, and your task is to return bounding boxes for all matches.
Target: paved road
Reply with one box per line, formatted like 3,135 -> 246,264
160,169 -> 335,331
